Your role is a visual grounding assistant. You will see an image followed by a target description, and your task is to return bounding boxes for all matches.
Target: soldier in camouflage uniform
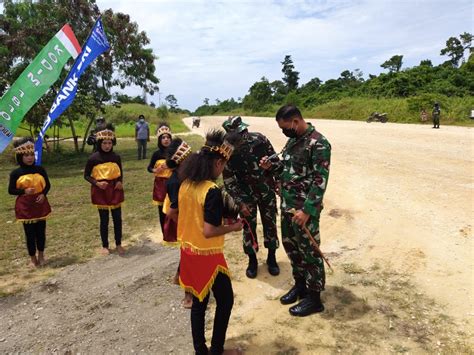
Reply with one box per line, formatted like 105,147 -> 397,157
260,105 -> 331,317
222,116 -> 280,279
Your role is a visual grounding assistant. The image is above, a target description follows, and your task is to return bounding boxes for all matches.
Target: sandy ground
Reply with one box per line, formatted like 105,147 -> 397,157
0,116 -> 472,354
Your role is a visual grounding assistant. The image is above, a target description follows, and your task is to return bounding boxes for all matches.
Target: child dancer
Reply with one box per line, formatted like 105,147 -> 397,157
162,138 -> 193,308
178,130 -> 242,354
84,126 -> 125,255
8,137 -> 51,267
147,123 -> 172,233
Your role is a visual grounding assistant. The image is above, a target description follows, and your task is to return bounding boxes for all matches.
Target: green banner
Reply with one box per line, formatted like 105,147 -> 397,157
0,24 -> 81,152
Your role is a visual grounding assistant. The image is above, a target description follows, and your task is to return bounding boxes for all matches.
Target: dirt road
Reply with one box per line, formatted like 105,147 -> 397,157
0,116 -> 472,354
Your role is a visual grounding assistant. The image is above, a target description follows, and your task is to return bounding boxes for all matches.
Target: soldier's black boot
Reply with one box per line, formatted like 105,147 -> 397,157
289,290 -> 324,317
280,281 -> 307,305
266,249 -> 280,276
245,253 -> 258,279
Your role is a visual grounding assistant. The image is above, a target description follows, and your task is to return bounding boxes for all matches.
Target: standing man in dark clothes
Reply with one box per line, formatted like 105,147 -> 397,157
222,116 -> 280,279
432,102 -> 441,129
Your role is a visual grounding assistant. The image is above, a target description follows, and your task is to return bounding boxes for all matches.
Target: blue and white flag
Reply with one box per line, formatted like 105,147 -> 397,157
35,18 -> 110,164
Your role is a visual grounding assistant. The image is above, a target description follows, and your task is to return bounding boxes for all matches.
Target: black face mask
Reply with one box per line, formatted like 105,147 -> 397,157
281,128 -> 297,138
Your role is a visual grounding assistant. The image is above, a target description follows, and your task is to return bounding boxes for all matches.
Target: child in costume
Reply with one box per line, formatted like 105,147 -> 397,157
8,137 -> 51,267
178,130 -> 242,354
161,138 -> 193,308
147,123 -> 172,234
84,126 -> 125,255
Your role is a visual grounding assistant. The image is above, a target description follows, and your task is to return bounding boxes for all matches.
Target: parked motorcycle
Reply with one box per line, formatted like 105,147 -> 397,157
366,112 -> 388,123
192,116 -> 201,128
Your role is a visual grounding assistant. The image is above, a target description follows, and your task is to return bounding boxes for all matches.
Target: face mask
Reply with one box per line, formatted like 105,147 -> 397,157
139,118 -> 145,123
282,122 -> 298,138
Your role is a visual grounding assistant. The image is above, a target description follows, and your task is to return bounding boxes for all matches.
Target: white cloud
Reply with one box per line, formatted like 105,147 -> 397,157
3,0 -> 472,110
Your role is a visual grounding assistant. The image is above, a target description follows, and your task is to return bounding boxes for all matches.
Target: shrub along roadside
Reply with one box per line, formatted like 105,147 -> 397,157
214,95 -> 474,126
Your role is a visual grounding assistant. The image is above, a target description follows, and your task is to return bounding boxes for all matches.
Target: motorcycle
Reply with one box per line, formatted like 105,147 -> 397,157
366,112 -> 388,123
192,116 -> 201,128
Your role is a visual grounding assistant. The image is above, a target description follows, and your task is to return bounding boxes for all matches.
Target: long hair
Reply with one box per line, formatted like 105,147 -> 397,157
179,129 -> 227,182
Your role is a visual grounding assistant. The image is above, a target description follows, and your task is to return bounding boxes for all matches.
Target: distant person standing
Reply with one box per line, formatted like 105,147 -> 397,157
86,116 -> 108,151
420,109 -> 428,122
432,102 -> 441,129
135,114 -> 150,159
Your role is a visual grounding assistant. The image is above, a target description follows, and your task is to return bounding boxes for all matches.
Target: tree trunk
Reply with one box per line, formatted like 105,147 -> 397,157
81,115 -> 95,152
67,117 -> 79,153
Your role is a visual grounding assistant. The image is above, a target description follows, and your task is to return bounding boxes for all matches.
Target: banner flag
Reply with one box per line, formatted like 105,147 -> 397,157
35,18 -> 110,164
0,24 -> 81,153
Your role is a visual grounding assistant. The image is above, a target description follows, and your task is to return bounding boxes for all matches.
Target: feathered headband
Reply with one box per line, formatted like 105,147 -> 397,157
157,126 -> 171,138
170,141 -> 192,164
202,141 -> 234,160
96,129 -> 115,141
14,141 -> 35,155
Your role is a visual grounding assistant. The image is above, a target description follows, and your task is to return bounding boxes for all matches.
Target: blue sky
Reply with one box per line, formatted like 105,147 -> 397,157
2,0 -> 473,111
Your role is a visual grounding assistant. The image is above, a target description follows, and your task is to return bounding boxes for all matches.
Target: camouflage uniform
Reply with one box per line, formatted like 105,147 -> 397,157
276,123 -> 331,292
223,131 -> 279,255
432,104 -> 440,128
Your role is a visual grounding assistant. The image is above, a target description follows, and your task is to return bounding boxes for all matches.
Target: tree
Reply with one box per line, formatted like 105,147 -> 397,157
281,55 -> 299,92
300,77 -> 322,92
242,77 -> 273,111
165,94 -> 178,110
203,98 -> 210,105
440,32 -> 473,67
0,0 -> 160,152
419,59 -> 433,67
269,80 -> 286,103
381,55 -> 403,73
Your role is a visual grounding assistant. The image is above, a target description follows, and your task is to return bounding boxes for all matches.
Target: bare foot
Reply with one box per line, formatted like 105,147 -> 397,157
182,292 -> 193,309
116,245 -> 125,256
28,256 -> 38,268
172,271 -> 180,285
38,252 -> 46,266
100,247 -> 110,255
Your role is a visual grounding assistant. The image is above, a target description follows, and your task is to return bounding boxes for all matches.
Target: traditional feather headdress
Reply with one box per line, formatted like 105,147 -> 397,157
96,129 -> 115,141
14,140 -> 35,155
202,141 -> 234,160
170,140 -> 192,164
157,125 -> 172,138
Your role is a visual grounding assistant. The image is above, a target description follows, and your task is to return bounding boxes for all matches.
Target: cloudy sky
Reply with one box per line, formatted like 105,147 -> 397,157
3,0 -> 473,111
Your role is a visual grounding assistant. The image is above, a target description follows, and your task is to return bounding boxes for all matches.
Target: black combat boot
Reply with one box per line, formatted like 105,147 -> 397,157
266,249 -> 280,276
280,280 -> 307,305
245,253 -> 258,279
289,290 -> 324,316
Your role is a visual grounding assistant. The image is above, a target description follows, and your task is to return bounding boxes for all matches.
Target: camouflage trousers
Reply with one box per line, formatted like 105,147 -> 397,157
241,190 -> 279,255
281,210 -> 325,292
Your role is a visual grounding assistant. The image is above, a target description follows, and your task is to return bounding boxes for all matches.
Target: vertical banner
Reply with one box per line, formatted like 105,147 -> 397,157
0,24 -> 81,153
35,18 -> 110,164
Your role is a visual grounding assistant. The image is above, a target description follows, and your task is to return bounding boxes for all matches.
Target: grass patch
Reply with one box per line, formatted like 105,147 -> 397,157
15,103 -> 190,139
0,134 -> 204,296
